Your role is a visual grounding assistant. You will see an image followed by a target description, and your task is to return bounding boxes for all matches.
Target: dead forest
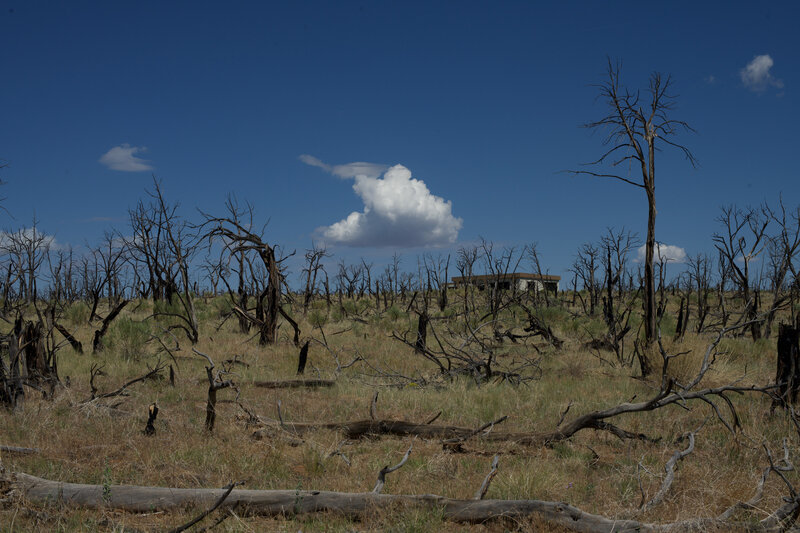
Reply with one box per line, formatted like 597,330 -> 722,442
1,177 -> 800,532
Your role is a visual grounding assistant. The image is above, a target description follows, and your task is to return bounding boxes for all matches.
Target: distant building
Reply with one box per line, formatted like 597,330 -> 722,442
451,273 -> 560,294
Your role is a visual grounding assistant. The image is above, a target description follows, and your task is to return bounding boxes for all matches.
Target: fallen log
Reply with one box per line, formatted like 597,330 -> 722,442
251,380 -> 774,446
12,472 -> 797,532
252,379 -> 334,389
0,445 -> 40,455
251,417 -> 644,445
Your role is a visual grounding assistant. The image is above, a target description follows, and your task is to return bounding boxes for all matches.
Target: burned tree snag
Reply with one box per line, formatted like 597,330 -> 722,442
144,403 -> 159,436
674,297 -> 686,341
92,299 -> 129,353
297,340 -> 309,375
773,324 -> 800,410
193,348 -> 235,432
278,306 -> 301,347
415,311 -> 428,354
54,322 -> 83,354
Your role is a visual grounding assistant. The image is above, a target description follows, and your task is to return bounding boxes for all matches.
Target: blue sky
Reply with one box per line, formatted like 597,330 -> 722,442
1,1 -> 798,283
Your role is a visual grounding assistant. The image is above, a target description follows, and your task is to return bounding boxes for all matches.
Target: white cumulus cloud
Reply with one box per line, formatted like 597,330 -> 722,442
301,156 -> 462,247
0,227 -> 58,251
636,243 -> 687,264
99,144 -> 153,172
740,54 -> 784,92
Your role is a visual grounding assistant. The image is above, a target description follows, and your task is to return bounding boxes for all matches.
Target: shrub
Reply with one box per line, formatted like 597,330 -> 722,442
64,302 -> 90,326
342,300 -> 359,316
153,297 -> 183,317
212,297 -> 233,318
107,318 -> 151,360
386,305 -> 404,321
308,310 -> 328,328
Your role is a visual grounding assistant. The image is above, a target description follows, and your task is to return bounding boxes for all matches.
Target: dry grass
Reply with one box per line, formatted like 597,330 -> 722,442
0,295 -> 797,531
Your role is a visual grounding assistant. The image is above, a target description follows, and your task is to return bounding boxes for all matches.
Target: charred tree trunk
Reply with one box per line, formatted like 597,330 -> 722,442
92,299 -> 129,353
773,324 -> 800,410
297,341 -> 309,375
415,311 -> 428,354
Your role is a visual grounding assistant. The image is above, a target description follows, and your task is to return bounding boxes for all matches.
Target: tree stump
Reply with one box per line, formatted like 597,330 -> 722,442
773,323 -> 800,410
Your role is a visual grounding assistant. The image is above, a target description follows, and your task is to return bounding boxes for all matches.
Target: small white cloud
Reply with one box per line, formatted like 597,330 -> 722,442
636,243 -> 687,264
300,154 -> 386,179
740,54 -> 784,92
99,144 -> 153,172
303,156 -> 462,247
704,75 -> 716,84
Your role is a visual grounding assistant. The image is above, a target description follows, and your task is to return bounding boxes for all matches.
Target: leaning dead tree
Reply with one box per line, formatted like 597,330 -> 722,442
571,59 -> 696,347
202,206 -> 296,345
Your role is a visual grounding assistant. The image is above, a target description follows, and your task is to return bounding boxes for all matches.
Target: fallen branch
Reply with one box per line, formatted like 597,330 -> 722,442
82,361 -> 166,403
641,432 -> 696,511
474,456 -> 499,500
166,480 -> 244,533
372,442 -> 413,493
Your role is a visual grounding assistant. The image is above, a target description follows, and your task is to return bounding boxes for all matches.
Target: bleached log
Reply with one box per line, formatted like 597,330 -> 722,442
14,472 -> 794,532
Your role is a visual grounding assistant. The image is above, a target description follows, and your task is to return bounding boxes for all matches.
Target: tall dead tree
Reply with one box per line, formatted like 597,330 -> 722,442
763,200 -> 800,338
571,59 -> 696,346
1,220 -> 52,304
139,180 -> 201,344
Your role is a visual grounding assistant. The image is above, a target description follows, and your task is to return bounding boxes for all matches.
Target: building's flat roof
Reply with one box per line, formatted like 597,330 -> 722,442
451,273 -> 561,283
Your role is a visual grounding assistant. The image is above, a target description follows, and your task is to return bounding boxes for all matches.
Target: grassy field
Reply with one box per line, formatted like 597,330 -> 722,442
1,293 -> 797,532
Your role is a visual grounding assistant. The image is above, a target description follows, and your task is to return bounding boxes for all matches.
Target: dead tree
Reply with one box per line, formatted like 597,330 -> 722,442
526,243 -> 550,306
126,192 -> 173,303
763,200 -> 800,338
773,323 -> 800,410
202,208 -> 294,346
92,299 -> 129,353
301,243 -> 330,315
571,59 -> 696,347
423,253 -> 450,312
687,253 -> 713,333
456,245 -> 479,321
193,348 -> 235,432
571,242 -> 600,316
1,219 -> 52,304
479,238 -> 523,321
414,310 -> 428,354
150,180 -> 200,344
47,247 -> 79,304
713,205 -> 770,341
